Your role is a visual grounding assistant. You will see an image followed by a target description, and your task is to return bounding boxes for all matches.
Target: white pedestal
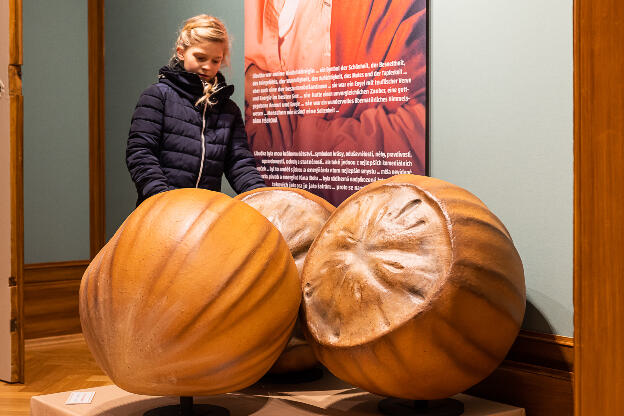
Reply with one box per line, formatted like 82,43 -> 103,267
31,374 -> 525,416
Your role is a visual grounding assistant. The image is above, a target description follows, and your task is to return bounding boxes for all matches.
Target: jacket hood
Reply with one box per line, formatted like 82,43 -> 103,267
158,63 -> 235,107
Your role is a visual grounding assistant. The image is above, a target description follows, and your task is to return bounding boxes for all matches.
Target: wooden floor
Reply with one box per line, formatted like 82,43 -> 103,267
0,334 -> 112,416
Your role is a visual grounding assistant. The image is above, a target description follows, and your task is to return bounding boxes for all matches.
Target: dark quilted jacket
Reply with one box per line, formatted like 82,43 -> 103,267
126,65 -> 265,205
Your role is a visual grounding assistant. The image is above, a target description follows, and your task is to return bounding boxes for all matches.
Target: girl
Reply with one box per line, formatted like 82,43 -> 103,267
127,15 -> 265,206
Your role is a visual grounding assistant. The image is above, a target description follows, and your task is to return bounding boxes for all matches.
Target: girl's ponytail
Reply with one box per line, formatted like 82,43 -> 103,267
196,77 -> 223,107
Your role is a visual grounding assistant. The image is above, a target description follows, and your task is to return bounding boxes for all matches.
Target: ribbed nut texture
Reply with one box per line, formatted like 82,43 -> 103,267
80,189 -> 301,396
236,187 -> 335,373
302,175 -> 526,399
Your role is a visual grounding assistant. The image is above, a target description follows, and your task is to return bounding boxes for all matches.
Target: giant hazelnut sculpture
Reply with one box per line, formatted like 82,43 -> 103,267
301,175 -> 525,399
235,188 -> 335,374
80,189 -> 301,396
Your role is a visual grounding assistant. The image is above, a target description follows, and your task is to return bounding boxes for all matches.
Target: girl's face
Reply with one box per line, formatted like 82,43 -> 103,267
177,41 -> 224,82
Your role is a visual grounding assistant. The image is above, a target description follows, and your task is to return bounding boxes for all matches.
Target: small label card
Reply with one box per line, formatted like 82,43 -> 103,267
65,391 -> 96,405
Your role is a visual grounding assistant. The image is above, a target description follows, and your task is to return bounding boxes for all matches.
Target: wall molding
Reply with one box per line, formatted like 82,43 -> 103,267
9,0 -> 24,384
469,360 -> 573,416
23,279 -> 82,340
507,330 -> 573,372
88,0 -> 106,258
24,260 -> 89,284
23,261 -> 88,340
467,330 -> 574,415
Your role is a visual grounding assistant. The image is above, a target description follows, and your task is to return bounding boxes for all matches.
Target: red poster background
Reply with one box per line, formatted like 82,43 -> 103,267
245,0 -> 428,206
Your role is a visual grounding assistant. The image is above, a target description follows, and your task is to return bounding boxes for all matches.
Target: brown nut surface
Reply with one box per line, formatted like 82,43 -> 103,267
80,189 -> 300,396
302,175 -> 526,399
236,187 -> 335,373
236,188 -> 335,272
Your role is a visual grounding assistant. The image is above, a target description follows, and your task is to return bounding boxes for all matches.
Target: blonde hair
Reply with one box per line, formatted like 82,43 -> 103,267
171,15 -> 231,107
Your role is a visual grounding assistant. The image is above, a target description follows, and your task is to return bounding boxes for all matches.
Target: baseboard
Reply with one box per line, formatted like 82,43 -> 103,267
24,260 -> 89,284
507,330 -> 573,372
468,361 -> 573,416
468,331 -> 574,416
23,261 -> 88,339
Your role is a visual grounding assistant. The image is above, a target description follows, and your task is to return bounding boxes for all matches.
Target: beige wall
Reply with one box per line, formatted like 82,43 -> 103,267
0,0 -> 14,381
430,0 -> 573,336
23,0 -> 89,263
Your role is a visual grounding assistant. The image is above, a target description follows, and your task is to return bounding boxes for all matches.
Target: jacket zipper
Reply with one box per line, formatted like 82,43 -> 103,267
195,103 -> 208,188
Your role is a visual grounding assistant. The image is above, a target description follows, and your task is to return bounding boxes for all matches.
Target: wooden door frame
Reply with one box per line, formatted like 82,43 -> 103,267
8,0 -> 23,384
7,0 -> 106,380
573,0 -> 624,413
88,0 -> 106,259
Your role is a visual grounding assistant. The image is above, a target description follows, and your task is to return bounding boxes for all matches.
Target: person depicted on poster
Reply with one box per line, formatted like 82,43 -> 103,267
245,0 -> 427,205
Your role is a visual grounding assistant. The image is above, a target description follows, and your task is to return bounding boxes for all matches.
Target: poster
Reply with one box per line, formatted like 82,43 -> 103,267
244,0 -> 428,206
